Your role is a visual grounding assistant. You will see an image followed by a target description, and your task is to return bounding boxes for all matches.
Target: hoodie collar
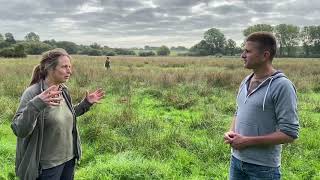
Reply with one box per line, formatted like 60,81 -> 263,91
245,70 -> 284,92
241,70 -> 287,111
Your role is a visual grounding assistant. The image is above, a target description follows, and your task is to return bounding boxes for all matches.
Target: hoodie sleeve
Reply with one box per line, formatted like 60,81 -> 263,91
11,87 -> 47,138
273,79 -> 300,139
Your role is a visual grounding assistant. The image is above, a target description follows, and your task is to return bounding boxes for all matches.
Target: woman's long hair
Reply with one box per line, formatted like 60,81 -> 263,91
29,48 -> 70,86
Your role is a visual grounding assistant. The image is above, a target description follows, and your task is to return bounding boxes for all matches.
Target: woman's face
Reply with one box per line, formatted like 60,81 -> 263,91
48,55 -> 72,84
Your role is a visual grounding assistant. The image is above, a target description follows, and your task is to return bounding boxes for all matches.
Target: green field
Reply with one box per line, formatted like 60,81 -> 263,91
1,55 -> 320,179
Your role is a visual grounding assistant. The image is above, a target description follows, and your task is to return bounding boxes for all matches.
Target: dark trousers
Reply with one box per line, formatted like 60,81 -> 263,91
38,158 -> 75,180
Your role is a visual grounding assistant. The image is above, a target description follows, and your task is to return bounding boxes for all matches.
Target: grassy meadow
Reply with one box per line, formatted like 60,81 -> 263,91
0,55 -> 320,179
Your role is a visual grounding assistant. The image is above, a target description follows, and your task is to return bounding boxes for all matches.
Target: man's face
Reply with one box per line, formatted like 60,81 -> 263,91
49,55 -> 72,84
241,41 -> 265,70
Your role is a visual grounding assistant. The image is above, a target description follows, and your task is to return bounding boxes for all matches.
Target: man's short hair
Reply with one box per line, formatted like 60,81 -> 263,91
246,32 -> 277,60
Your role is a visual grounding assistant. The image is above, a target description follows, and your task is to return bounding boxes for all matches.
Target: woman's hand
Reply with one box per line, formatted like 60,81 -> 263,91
85,88 -> 104,104
38,85 -> 63,106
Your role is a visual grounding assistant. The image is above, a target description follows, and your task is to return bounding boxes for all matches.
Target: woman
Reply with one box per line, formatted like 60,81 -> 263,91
11,48 -> 104,180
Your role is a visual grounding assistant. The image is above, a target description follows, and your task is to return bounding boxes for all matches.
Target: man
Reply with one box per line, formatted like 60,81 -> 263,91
105,56 -> 111,70
224,32 -> 299,179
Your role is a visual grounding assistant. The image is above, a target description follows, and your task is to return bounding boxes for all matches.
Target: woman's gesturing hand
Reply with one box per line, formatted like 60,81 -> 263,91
38,85 -> 63,106
85,88 -> 104,104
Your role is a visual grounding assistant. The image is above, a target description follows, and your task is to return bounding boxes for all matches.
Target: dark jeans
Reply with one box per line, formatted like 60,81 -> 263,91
38,158 -> 75,180
229,156 -> 281,180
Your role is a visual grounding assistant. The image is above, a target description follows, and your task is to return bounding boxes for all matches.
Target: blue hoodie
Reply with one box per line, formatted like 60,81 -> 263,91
232,71 -> 299,167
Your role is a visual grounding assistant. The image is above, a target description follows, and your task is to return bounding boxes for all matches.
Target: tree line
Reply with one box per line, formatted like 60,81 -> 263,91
0,23 -> 320,58
190,24 -> 320,57
0,32 -> 175,57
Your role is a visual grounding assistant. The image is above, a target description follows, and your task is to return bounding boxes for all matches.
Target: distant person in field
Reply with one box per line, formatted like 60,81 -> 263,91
224,32 -> 299,180
11,48 -> 104,180
105,56 -> 111,70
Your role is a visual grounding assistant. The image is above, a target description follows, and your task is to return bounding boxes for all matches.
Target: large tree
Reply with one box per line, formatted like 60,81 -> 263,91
204,28 -> 226,55
5,32 -> 16,43
275,24 -> 300,57
157,45 -> 170,56
307,26 -> 320,55
90,42 -> 102,49
0,33 -> 3,41
25,32 -> 40,42
300,26 -> 316,56
225,39 -> 237,56
243,24 -> 273,37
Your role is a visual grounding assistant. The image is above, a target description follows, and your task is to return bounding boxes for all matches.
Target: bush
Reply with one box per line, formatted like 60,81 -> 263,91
102,50 -> 116,56
215,53 -> 223,58
138,51 -> 155,57
114,48 -> 136,55
0,41 -> 11,49
55,41 -> 78,54
20,42 -> 53,55
187,50 -> 209,56
0,44 -> 26,58
87,48 -> 102,56
177,52 -> 189,56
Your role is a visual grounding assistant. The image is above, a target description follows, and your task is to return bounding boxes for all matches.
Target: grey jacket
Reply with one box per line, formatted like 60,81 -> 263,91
232,71 -> 299,167
11,80 -> 92,180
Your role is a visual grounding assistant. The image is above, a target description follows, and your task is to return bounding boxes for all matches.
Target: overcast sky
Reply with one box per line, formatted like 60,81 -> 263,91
0,0 -> 319,48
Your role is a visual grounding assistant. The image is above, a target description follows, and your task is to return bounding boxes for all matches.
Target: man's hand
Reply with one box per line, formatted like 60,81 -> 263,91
224,131 -> 236,144
229,133 -> 251,150
224,131 -> 251,150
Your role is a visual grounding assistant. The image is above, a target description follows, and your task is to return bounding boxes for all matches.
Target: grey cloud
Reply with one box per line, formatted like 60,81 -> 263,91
152,0 -> 208,8
0,0 -> 319,47
209,4 -> 249,15
100,0 -> 144,8
240,0 -> 277,13
274,0 -> 320,16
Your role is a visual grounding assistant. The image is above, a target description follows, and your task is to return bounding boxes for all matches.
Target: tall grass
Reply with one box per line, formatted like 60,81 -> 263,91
0,56 -> 320,179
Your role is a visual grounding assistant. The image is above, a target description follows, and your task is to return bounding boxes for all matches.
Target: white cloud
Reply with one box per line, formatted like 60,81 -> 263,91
76,2 -> 104,14
141,0 -> 157,8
